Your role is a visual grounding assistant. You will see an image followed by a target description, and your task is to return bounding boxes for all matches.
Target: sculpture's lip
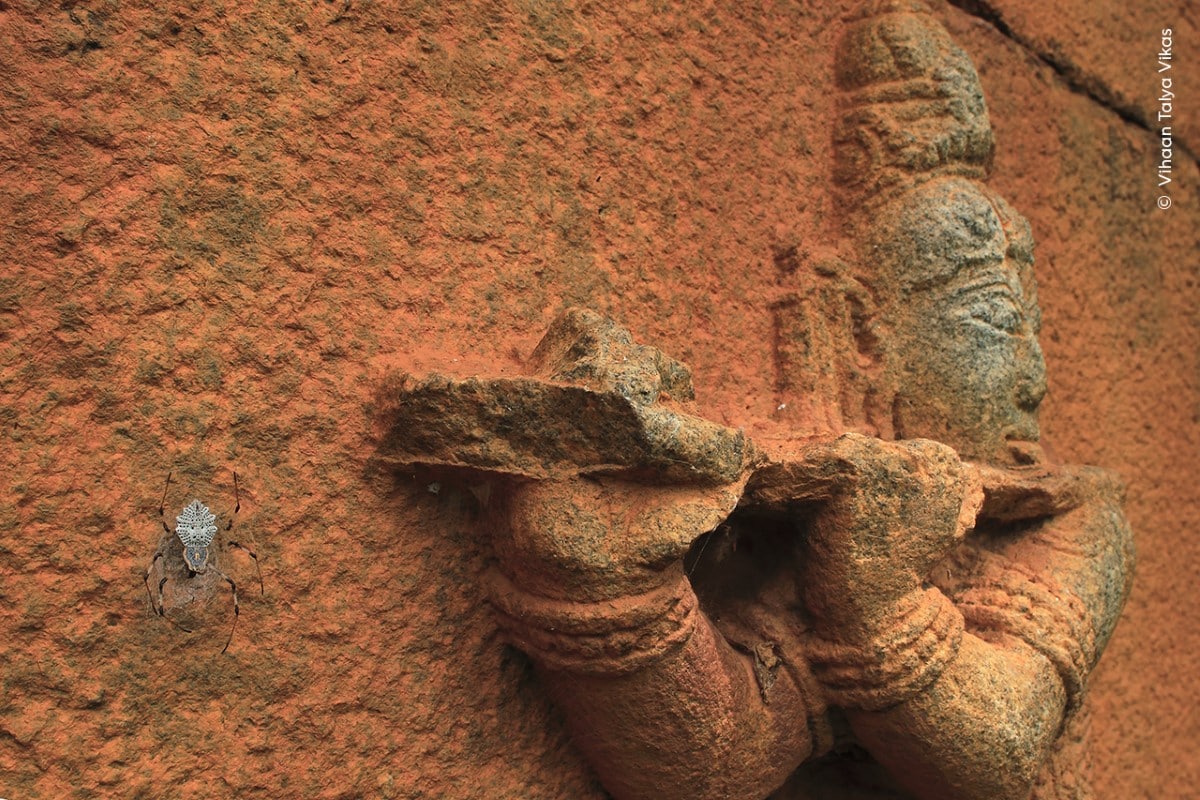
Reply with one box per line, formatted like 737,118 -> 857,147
1003,437 -> 1045,466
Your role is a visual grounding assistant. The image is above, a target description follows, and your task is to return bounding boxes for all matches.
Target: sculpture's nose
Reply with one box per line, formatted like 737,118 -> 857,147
1015,337 -> 1048,411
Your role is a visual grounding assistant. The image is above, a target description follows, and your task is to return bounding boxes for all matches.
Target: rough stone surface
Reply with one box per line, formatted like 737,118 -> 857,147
375,308 -> 753,485
0,1 -> 1194,798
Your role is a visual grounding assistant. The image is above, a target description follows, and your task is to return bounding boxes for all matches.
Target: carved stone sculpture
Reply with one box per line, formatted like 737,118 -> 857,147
376,2 -> 1134,798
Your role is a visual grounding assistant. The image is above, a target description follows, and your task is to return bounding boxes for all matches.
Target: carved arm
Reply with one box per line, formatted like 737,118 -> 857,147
799,438 -> 1134,800
486,478 -> 827,800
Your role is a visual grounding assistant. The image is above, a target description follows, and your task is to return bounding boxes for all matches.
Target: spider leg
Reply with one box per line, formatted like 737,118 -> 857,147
223,471 -> 263,596
211,567 -> 240,654
151,571 -> 193,633
224,470 -> 241,531
143,552 -> 164,611
158,471 -> 173,519
158,473 -> 174,537
226,540 -> 264,596
149,473 -> 191,635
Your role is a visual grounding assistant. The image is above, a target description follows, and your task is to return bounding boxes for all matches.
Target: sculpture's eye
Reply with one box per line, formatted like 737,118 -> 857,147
966,293 -> 1022,334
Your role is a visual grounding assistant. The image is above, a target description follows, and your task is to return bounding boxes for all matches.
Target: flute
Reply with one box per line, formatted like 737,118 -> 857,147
742,443 -> 1118,524
376,370 -> 1115,526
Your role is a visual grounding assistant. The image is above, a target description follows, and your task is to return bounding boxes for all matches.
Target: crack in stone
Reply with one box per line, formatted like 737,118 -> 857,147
948,0 -> 1198,163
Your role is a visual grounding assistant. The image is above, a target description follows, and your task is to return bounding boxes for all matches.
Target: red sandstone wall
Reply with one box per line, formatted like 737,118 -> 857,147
0,1 -> 1195,797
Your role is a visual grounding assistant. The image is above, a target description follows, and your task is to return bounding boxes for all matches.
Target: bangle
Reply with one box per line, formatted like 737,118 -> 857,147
485,567 -> 700,676
951,558 -> 1094,714
804,588 -> 964,711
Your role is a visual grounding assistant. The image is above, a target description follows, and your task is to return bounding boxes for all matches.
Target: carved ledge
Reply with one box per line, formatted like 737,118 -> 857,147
374,308 -> 754,486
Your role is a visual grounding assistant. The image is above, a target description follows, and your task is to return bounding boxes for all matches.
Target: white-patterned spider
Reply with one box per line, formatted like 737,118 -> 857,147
143,472 -> 263,653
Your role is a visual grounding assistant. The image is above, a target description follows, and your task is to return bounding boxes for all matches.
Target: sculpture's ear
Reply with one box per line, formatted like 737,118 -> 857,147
772,251 -> 894,439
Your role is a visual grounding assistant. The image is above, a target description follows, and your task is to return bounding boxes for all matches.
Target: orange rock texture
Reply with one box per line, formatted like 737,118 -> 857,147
0,1 -> 1195,798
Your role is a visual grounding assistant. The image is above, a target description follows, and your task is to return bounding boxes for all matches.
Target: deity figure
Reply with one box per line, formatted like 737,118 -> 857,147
478,3 -> 1134,798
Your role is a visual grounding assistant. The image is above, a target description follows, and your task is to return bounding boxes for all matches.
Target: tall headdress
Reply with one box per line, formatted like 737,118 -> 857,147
832,0 -> 994,216
773,1 -> 1003,437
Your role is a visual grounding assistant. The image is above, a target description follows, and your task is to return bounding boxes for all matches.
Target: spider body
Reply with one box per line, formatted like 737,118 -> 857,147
175,499 -> 218,572
143,472 -> 263,653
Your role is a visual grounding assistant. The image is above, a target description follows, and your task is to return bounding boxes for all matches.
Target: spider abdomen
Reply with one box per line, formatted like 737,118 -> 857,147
183,544 -> 210,572
175,500 -> 218,547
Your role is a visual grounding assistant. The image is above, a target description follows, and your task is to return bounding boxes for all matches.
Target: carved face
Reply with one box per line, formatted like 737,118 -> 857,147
877,179 -> 1047,465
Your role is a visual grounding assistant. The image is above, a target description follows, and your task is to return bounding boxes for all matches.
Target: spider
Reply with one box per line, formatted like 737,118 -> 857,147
143,471 -> 263,653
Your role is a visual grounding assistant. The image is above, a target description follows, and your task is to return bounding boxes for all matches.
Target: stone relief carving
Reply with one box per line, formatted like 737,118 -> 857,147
376,2 -> 1134,798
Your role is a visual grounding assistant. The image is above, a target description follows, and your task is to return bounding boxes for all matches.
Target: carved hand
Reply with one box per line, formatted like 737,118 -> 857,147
493,475 -> 746,601
800,433 -> 983,641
